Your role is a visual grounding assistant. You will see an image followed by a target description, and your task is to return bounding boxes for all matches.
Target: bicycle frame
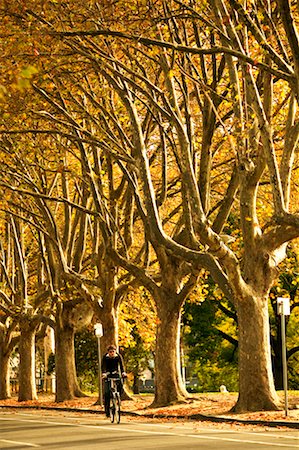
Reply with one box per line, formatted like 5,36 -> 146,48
108,377 -> 121,393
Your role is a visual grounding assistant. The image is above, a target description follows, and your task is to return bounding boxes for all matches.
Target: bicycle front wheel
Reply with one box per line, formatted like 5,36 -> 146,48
115,393 -> 121,424
109,396 -> 115,423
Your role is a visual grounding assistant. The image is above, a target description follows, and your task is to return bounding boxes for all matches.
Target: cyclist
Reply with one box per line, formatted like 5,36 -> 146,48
102,345 -> 127,417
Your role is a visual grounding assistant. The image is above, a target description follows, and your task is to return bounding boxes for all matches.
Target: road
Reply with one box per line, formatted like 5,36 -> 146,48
0,410 -> 298,449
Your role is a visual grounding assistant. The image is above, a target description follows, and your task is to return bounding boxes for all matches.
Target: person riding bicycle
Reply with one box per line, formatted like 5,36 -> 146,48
102,345 -> 127,417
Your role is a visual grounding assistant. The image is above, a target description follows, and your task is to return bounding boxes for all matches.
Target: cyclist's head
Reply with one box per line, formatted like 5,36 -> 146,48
107,345 -> 117,357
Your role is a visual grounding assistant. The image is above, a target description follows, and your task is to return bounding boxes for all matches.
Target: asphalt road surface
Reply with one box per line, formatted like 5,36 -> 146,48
0,410 -> 298,450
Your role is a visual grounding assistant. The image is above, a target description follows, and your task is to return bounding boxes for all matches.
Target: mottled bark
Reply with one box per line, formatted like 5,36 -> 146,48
55,325 -> 85,401
0,325 -> 14,400
0,343 -> 10,399
234,296 -> 280,412
153,298 -> 188,407
18,320 -> 37,401
99,304 -> 118,354
55,300 -> 93,402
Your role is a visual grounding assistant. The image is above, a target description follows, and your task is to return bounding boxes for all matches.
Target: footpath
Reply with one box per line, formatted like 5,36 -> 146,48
1,393 -> 298,429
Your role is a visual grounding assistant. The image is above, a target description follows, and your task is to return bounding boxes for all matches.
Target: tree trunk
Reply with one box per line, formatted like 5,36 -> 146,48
234,296 -> 281,412
133,373 -> 140,394
55,325 -> 85,402
18,322 -> 37,401
100,305 -> 118,356
0,344 -> 10,400
152,299 -> 189,407
54,298 -> 93,402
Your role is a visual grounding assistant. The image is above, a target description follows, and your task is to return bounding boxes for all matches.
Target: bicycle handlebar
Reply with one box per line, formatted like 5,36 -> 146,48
105,370 -> 127,380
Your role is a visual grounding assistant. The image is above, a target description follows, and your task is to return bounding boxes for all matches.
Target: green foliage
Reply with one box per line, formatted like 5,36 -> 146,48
74,329 -> 99,392
74,329 -> 98,377
77,370 -> 98,394
183,299 -> 222,363
269,244 -> 299,389
119,289 -> 156,379
16,66 -> 38,90
74,290 -> 156,393
182,276 -> 238,391
47,352 -> 55,376
121,324 -> 153,378
288,354 -> 299,390
193,360 -> 238,393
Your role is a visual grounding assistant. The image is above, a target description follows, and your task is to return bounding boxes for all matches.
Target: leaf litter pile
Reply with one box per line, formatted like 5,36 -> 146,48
1,392 -> 298,429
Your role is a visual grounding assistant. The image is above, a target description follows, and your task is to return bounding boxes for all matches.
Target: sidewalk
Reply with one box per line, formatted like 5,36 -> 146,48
1,393 -> 298,429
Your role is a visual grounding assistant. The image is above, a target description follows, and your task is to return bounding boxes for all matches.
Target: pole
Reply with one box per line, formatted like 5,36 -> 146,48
277,297 -> 290,418
281,313 -> 288,417
97,336 -> 103,407
181,346 -> 186,387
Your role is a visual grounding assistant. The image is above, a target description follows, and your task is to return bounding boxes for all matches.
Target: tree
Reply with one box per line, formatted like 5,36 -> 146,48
0,316 -> 18,399
1,0 -> 299,412
0,212 -> 47,401
0,27 -> 133,400
0,11 -> 203,403
0,130 -> 96,401
55,0 -> 299,411
0,218 -> 20,399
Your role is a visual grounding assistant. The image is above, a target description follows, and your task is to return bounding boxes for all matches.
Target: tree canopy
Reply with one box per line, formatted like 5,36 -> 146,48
0,0 -> 298,412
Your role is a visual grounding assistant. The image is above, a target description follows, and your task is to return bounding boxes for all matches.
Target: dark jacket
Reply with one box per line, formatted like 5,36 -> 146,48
101,352 -> 125,375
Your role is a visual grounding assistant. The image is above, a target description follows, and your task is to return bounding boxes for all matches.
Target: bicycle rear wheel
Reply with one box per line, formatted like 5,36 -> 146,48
115,393 -> 121,424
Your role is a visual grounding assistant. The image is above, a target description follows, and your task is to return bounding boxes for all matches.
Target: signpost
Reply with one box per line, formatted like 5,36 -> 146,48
94,323 -> 103,407
277,297 -> 290,417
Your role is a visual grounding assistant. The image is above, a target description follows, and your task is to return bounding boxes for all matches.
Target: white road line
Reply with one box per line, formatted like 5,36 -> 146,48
21,412 -> 299,441
132,420 -> 299,439
174,433 -> 299,448
1,416 -> 298,448
0,439 -> 40,447
99,425 -> 299,447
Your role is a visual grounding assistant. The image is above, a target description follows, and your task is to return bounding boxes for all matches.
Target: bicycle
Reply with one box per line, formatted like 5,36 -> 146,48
107,376 -> 122,423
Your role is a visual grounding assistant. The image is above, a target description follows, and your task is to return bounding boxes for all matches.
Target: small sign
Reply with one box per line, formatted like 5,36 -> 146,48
94,323 -> 103,337
277,297 -> 290,316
